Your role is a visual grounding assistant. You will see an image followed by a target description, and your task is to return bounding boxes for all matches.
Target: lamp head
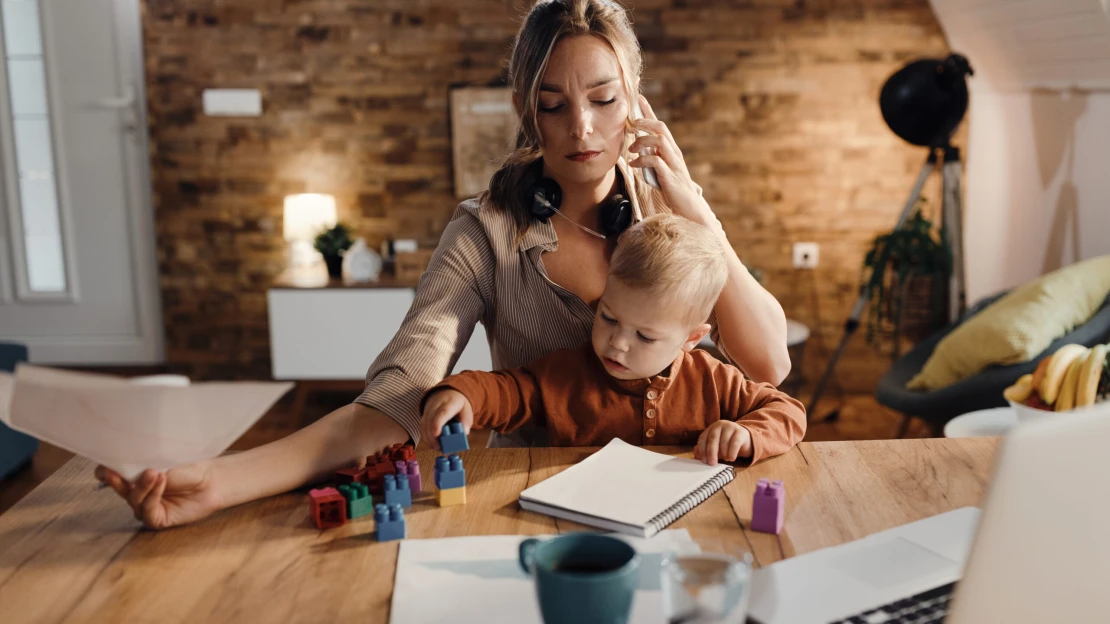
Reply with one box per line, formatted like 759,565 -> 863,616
879,54 -> 974,148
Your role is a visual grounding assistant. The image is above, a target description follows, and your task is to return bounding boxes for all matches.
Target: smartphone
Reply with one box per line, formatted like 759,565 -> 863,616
631,102 -> 661,189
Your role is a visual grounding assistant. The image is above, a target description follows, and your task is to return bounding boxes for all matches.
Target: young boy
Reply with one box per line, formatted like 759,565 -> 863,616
421,214 -> 806,466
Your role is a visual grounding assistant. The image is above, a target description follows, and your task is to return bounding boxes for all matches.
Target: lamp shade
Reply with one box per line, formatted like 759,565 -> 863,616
879,54 -> 973,147
283,193 -> 337,242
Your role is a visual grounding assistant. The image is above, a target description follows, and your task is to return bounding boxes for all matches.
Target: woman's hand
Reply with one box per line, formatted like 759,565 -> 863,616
420,388 -> 474,452
694,421 -> 753,466
628,94 -> 712,224
95,462 -> 221,530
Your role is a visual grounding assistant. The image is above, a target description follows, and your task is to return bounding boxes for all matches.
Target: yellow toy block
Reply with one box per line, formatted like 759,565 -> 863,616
437,486 -> 466,507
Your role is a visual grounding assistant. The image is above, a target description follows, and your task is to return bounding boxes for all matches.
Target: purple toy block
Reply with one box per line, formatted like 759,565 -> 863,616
396,459 -> 422,492
751,478 -> 785,535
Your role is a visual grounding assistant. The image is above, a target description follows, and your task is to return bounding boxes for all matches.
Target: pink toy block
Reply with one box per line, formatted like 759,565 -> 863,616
751,478 -> 784,534
396,459 -> 423,492
309,487 -> 347,529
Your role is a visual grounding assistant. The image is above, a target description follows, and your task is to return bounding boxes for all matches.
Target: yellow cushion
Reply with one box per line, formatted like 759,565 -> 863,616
906,255 -> 1110,391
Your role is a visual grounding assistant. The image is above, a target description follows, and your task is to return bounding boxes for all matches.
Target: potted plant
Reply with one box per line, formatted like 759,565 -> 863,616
314,223 -> 354,278
862,199 -> 953,352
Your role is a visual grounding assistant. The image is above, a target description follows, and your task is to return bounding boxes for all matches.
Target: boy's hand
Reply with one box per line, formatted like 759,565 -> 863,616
420,388 -> 474,451
94,462 -> 221,530
694,421 -> 753,466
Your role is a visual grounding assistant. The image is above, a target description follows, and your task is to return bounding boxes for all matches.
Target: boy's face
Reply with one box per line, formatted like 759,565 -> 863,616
591,277 -> 711,381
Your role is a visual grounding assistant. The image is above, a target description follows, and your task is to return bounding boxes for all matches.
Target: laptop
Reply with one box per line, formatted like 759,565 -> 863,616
748,399 -> 1110,624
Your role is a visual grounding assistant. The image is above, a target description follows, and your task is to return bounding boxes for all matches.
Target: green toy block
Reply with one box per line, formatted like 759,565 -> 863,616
338,482 -> 374,519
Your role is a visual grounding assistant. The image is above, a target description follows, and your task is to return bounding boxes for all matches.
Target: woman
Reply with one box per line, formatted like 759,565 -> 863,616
97,0 -> 790,528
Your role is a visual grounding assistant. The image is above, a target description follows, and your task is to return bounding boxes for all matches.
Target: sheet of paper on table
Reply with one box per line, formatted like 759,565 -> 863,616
390,530 -> 701,624
0,364 -> 292,480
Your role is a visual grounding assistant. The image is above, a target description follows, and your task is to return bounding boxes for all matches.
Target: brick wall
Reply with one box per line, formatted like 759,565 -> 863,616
144,0 -> 950,392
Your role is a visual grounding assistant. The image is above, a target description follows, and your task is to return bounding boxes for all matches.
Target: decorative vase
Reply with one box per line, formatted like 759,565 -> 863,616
342,238 -> 383,283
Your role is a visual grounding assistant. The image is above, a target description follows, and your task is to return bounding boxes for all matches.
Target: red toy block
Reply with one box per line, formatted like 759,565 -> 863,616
367,453 -> 397,476
388,443 -> 416,463
336,467 -> 367,484
309,487 -> 347,529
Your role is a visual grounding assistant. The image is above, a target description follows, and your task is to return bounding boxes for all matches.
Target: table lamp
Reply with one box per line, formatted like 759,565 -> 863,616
283,193 -> 337,268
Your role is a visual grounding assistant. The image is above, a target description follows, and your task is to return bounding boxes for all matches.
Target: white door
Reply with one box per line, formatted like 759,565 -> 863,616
0,0 -> 162,363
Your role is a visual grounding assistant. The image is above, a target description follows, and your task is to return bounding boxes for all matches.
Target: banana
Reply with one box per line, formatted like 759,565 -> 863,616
1003,374 -> 1035,403
1030,358 -> 1051,395
1075,344 -> 1108,409
1055,357 -> 1085,412
1041,344 -> 1089,405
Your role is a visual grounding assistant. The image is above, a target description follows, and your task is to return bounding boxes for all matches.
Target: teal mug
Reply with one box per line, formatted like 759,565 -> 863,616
518,533 -> 641,624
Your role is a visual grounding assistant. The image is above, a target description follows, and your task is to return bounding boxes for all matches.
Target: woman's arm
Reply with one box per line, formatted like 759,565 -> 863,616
97,403 -> 408,529
701,219 -> 792,386
96,205 -> 493,528
212,403 -> 406,509
627,96 -> 790,385
354,206 -> 495,444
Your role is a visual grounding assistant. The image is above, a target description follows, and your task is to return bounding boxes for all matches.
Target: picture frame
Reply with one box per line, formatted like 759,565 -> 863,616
449,86 -> 517,199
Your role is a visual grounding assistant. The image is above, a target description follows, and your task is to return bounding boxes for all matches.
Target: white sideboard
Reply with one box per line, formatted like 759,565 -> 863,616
267,271 -> 492,382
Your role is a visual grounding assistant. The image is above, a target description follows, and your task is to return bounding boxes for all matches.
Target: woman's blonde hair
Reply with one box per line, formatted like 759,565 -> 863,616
609,214 -> 728,325
481,0 -> 667,237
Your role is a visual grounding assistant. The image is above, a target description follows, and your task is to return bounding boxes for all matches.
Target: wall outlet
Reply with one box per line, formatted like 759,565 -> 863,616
793,242 -> 819,269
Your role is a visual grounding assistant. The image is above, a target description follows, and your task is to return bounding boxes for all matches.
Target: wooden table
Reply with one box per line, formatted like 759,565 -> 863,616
0,438 -> 998,623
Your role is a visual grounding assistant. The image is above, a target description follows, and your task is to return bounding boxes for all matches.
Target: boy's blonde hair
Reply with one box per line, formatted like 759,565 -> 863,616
609,214 -> 729,325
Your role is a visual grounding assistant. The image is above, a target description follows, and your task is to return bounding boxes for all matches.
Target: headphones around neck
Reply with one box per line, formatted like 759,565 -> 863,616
527,171 -> 633,239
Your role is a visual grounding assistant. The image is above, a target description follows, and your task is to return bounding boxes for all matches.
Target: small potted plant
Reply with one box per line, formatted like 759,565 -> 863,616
314,223 -> 354,278
862,199 -> 953,350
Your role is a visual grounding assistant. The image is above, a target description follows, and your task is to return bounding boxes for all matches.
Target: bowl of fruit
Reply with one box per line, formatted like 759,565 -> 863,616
1004,343 -> 1110,423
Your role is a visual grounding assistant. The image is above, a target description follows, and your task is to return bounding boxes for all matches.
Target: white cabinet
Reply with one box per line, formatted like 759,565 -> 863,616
267,274 -> 491,381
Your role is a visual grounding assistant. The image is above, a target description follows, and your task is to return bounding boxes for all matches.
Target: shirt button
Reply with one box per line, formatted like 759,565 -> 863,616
646,390 -> 658,400
645,429 -> 656,438
646,408 -> 657,419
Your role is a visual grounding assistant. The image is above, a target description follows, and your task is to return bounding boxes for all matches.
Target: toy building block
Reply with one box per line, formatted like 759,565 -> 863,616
396,459 -> 422,492
436,486 -> 466,507
368,452 -> 397,476
751,478 -> 785,535
375,503 -> 406,542
434,454 -> 466,490
338,482 -> 374,519
438,419 -> 470,454
388,443 -> 416,463
309,487 -> 347,529
364,456 -> 397,495
383,474 -> 412,508
335,467 -> 367,485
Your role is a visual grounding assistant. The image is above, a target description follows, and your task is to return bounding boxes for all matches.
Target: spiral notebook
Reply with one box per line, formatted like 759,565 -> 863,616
518,438 -> 735,538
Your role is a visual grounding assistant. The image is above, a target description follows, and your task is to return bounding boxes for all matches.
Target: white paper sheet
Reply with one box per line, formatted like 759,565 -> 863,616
390,530 -> 701,624
0,364 -> 292,480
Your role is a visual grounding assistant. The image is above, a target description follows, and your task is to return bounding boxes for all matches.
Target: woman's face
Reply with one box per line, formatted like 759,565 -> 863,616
535,35 -> 630,186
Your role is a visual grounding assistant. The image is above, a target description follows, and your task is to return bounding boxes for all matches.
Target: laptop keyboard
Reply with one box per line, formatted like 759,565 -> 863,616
828,582 -> 955,624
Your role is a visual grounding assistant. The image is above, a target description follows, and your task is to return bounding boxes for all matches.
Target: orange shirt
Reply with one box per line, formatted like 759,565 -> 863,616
426,343 -> 807,464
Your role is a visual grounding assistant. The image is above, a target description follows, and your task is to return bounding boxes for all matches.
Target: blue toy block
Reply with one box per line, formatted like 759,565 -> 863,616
383,474 -> 412,508
337,482 -> 374,519
375,503 -> 406,542
435,453 -> 466,490
438,418 -> 470,454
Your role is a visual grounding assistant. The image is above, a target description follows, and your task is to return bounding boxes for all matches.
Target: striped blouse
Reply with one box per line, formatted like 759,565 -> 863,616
355,171 -> 734,447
